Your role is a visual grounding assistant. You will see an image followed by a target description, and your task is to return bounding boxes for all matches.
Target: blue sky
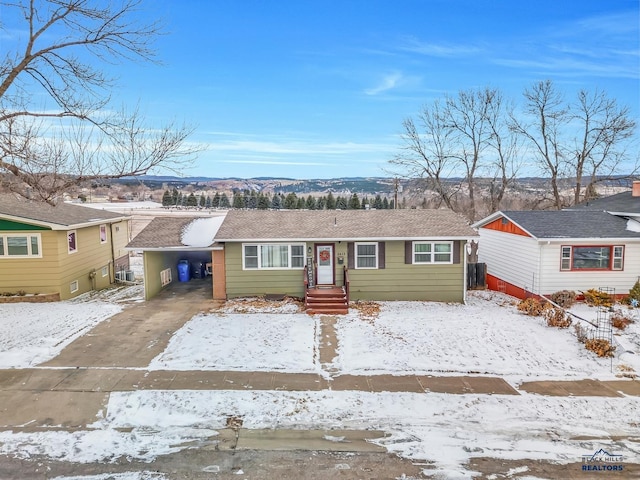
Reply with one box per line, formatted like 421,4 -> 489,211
9,0 -> 640,179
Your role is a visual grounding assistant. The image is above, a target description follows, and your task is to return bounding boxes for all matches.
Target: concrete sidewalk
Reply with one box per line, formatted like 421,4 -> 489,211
0,366 -> 639,429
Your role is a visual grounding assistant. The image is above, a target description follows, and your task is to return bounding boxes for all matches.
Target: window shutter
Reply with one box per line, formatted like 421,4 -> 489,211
378,242 -> 385,269
453,240 -> 461,264
347,242 -> 354,269
405,241 -> 412,264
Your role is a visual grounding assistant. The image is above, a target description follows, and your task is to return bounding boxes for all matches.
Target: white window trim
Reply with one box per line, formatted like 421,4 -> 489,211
412,241 -> 453,265
355,242 -> 378,269
99,224 -> 108,244
613,245 -> 624,271
242,243 -> 306,270
70,280 -> 79,293
68,230 -> 78,254
0,233 -> 43,258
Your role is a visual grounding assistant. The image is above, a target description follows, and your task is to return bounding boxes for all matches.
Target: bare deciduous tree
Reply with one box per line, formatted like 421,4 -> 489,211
392,87 -> 521,220
509,80 -> 568,209
0,0 -> 200,203
391,100 -> 460,212
572,89 -> 636,204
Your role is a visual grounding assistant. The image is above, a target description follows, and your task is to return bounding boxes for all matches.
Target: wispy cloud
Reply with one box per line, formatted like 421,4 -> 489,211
364,72 -> 403,95
399,36 -> 482,57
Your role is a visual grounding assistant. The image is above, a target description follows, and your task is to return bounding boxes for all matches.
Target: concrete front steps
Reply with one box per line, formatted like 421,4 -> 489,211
305,286 -> 348,315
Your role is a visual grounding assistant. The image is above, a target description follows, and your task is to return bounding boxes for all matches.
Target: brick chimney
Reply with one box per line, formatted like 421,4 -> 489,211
633,181 -> 640,197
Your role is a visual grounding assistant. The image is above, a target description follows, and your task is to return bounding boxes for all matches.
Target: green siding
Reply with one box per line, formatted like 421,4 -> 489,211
346,241 -> 465,302
224,240 -> 465,302
0,219 -> 48,231
225,243 -> 306,298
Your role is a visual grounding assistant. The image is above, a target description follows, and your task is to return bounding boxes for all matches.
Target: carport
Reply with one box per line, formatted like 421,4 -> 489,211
126,216 -> 226,301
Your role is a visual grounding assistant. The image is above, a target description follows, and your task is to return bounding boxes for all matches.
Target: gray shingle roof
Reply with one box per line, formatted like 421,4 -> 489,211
215,209 -> 477,241
0,193 -> 127,229
569,191 -> 640,214
500,210 -> 640,239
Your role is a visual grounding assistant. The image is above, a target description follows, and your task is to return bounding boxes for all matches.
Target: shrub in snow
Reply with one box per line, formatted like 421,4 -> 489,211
544,307 -> 572,328
582,289 -> 613,308
585,338 -> 616,358
549,290 -> 576,308
517,298 -> 551,316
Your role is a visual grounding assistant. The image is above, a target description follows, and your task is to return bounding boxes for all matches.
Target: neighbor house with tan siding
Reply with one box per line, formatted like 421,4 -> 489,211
128,209 -> 477,313
0,193 -> 130,300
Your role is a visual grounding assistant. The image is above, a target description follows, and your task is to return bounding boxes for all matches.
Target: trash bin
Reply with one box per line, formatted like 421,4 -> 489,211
177,260 -> 190,282
191,261 -> 205,279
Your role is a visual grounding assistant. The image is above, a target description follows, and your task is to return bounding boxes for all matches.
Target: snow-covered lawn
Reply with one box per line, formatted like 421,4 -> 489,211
333,292 -> 640,380
148,313 -> 318,372
0,300 -> 121,368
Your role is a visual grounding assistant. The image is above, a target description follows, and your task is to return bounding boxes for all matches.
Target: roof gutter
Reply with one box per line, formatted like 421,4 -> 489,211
214,235 -> 479,242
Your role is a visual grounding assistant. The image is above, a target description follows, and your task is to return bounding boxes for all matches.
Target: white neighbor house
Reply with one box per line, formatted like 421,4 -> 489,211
472,209 -> 640,299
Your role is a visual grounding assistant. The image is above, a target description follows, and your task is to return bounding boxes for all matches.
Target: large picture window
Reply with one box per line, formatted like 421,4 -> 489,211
0,234 -> 42,258
413,241 -> 453,264
243,243 -> 305,269
560,245 -> 624,271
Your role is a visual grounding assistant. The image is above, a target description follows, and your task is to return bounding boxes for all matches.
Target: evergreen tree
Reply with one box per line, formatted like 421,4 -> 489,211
257,193 -> 271,209
383,197 -> 389,209
336,196 -> 348,209
373,194 -> 383,209
177,192 -> 183,206
271,193 -> 282,210
305,195 -> 316,210
186,192 -> 198,207
199,195 -> 206,207
326,191 -> 336,209
296,197 -> 305,209
219,193 -> 230,208
316,196 -> 326,210
171,188 -> 179,205
205,196 -> 212,208
161,190 -> 172,206
232,192 -> 245,209
284,192 -> 298,209
361,196 -> 369,209
246,190 -> 258,209
348,193 -> 361,209
212,192 -> 221,208
389,199 -> 395,209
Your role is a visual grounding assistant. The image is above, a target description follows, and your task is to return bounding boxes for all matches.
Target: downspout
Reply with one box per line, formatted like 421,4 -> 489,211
109,223 -> 116,283
463,240 -> 469,304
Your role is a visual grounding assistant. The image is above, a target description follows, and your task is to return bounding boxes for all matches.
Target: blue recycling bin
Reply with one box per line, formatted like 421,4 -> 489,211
177,260 -> 190,282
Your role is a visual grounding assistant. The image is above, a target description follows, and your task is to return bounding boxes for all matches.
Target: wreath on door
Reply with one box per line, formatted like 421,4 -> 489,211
319,250 -> 331,262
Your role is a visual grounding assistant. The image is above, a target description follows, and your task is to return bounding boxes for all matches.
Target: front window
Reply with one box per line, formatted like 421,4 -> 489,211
560,245 -> 623,271
356,242 -> 378,269
413,241 -> 453,264
68,230 -> 77,253
0,234 -> 42,258
243,243 -> 306,269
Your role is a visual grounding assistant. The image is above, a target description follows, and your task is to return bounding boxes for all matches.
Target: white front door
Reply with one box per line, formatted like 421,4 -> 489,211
316,244 -> 334,285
